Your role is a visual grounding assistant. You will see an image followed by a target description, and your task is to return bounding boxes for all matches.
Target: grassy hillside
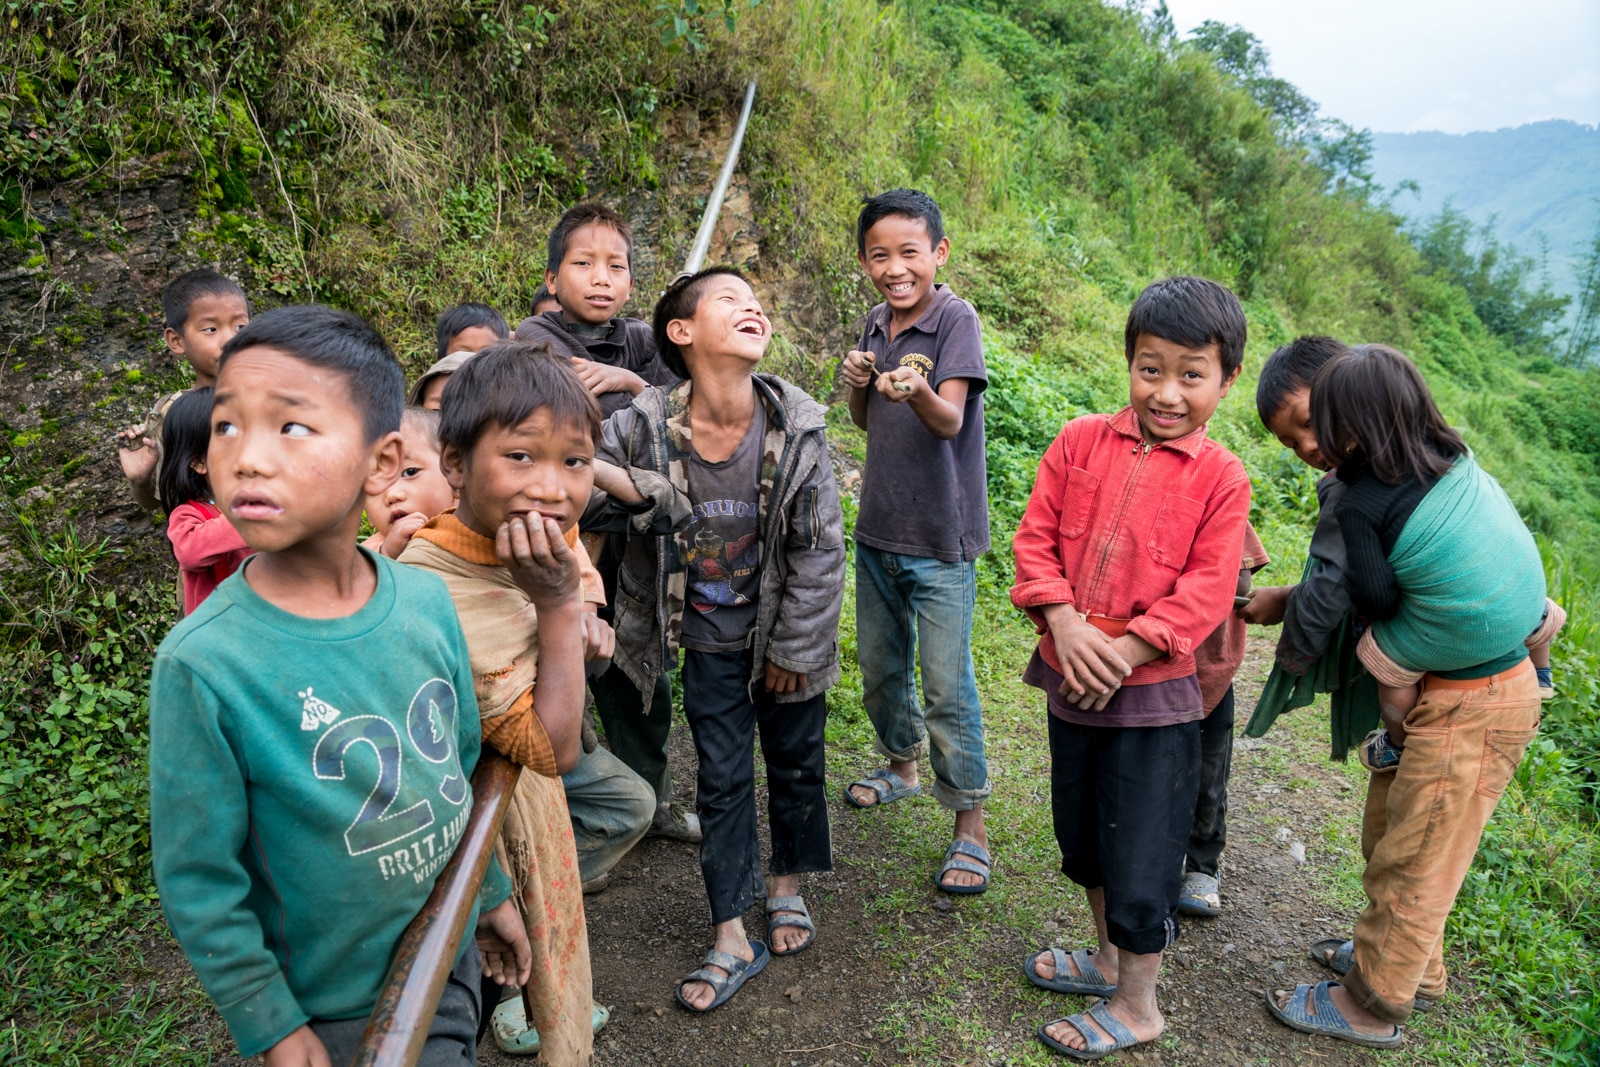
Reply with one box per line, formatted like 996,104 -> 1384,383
3,0 -> 1598,1062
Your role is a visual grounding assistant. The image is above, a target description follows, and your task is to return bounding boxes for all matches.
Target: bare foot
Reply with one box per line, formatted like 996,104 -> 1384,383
847,759 -> 918,807
1030,946 -> 1119,986
1043,996 -> 1162,1051
938,807 -> 989,890
1271,983 -> 1398,1039
679,921 -> 754,1011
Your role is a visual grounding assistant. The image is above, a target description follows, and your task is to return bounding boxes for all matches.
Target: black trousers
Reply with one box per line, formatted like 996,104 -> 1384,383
681,648 -> 832,924
1186,685 -> 1235,878
591,662 -> 674,802
1049,712 -> 1201,955
309,941 -> 485,1065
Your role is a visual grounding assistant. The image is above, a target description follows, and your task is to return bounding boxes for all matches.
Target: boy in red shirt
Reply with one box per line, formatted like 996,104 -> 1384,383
1011,276 -> 1252,1059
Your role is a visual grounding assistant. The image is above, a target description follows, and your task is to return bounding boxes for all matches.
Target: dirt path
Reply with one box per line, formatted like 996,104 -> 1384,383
483,639 -> 1392,1067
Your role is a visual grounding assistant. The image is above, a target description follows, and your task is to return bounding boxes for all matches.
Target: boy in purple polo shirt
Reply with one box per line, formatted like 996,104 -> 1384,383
838,188 -> 993,894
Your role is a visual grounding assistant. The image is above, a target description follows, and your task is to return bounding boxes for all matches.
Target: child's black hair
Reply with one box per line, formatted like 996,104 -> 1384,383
856,188 -> 945,256
1123,276 -> 1248,378
434,303 -> 509,360
162,268 -> 247,332
401,405 -> 442,449
529,284 -> 557,316
1310,344 -> 1467,485
1256,336 -> 1349,422
436,341 -> 601,459
219,305 -> 404,444
652,266 -> 749,380
545,202 -> 634,274
157,387 -> 217,514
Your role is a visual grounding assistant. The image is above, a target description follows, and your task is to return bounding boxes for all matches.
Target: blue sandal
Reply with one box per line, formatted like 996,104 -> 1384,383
766,894 -> 816,957
1023,947 -> 1117,996
935,839 -> 991,895
1310,938 -> 1435,1011
675,940 -> 769,1013
1037,1001 -> 1145,1060
844,768 -> 921,808
1266,981 -> 1403,1048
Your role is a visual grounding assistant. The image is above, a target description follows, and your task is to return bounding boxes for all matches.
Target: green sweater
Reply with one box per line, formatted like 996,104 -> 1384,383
150,551 -> 510,1057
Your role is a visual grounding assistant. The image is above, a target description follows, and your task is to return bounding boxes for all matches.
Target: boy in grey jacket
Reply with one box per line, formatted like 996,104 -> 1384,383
589,267 -> 845,1014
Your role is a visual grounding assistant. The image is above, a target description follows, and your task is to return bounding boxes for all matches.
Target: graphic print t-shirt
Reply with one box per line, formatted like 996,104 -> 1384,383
679,403 -> 765,652
149,552 -> 505,1055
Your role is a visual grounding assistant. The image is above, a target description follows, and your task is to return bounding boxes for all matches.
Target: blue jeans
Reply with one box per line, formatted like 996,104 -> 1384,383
855,544 -> 990,810
562,744 -> 655,883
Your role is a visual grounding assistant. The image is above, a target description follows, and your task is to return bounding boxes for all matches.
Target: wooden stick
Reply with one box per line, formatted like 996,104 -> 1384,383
349,751 -> 521,1067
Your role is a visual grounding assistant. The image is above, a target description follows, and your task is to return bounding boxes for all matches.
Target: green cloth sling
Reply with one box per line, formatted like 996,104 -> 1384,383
1245,553 -> 1380,761
1373,455 -> 1544,674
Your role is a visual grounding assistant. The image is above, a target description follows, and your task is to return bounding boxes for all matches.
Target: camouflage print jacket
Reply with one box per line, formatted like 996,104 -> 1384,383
586,373 -> 845,703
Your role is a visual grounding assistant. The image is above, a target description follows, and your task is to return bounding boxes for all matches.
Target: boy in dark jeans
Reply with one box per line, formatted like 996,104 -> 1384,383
150,306 -> 529,1066
1012,277 -> 1251,1058
838,189 -> 994,894
594,267 -> 844,1013
517,202 -> 694,842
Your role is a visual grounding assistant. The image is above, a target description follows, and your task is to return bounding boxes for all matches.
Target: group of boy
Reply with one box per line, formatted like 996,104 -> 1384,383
133,182 -> 1482,1065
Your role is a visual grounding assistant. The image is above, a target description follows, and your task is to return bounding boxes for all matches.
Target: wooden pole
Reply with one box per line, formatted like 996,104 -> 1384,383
349,751 -> 521,1067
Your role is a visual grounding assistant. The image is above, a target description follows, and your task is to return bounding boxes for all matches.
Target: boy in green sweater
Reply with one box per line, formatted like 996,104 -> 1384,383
150,305 -> 530,1066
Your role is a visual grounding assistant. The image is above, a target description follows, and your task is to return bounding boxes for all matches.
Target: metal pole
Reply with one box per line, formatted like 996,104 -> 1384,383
682,79 -> 757,276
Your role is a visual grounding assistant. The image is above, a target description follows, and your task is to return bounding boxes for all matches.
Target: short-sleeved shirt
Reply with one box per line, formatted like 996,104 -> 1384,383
853,284 -> 989,562
679,404 -> 765,652
1193,523 -> 1270,712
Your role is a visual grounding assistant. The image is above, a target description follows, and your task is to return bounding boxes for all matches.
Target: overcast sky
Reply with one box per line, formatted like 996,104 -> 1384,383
1160,0 -> 1600,134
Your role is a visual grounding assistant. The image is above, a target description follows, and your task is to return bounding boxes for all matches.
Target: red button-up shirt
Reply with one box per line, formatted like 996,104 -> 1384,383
1010,406 -> 1252,687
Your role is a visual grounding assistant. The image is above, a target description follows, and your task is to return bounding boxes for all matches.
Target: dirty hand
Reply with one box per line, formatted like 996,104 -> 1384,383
496,513 -> 580,609
764,662 -> 807,694
1239,585 -> 1291,626
476,896 -> 533,986
379,512 -> 430,559
839,350 -> 877,389
580,607 -> 615,662
117,432 -> 157,482
1043,608 -> 1131,705
572,358 -> 646,397
263,1026 -> 333,1067
875,366 -> 922,402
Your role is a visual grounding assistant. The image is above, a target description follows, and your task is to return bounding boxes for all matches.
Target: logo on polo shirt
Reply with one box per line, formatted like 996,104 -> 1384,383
899,353 -> 933,379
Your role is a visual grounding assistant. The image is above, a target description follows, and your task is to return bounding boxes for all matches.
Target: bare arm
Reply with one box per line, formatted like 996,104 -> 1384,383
497,515 -> 585,774
592,458 -> 644,504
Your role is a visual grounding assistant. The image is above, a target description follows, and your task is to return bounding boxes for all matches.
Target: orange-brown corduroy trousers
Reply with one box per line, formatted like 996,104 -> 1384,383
1344,659 -> 1540,1025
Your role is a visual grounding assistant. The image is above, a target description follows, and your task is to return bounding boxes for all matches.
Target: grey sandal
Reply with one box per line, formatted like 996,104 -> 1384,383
844,768 -> 921,808
1266,981 -> 1403,1048
1023,947 -> 1117,996
1037,1001 -> 1146,1060
1310,938 -> 1436,1011
675,940 -> 768,1013
935,839 -> 991,895
766,894 -> 816,957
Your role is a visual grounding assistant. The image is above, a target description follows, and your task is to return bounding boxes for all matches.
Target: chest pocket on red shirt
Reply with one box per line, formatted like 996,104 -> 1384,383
1058,467 -> 1101,540
1147,493 -> 1205,569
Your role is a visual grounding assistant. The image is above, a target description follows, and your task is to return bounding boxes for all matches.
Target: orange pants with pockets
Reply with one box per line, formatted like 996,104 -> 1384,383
1343,659 -> 1540,1024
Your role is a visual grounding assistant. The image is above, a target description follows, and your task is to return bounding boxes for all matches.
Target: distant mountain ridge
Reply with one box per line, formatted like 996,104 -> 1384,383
1370,120 -> 1600,301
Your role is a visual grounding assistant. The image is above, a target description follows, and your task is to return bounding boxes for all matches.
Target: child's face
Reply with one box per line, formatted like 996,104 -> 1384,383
210,347 -> 402,553
165,292 -> 250,384
666,275 -> 771,372
1264,387 -> 1330,471
859,214 -> 949,320
444,326 -> 501,355
545,223 -> 633,326
443,408 -> 596,540
1127,333 -> 1239,444
365,426 -> 455,535
420,374 -> 451,411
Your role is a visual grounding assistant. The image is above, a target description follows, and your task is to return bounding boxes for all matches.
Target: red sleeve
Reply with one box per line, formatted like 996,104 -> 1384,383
1009,421 -> 1080,629
1126,463 -> 1252,657
166,503 -> 249,571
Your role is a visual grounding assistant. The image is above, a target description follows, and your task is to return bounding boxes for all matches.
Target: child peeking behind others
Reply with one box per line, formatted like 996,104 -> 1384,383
158,386 -> 251,614
362,406 -> 457,559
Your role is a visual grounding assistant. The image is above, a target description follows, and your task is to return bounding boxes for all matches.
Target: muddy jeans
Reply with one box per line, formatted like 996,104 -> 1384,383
1344,659 -> 1540,1024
